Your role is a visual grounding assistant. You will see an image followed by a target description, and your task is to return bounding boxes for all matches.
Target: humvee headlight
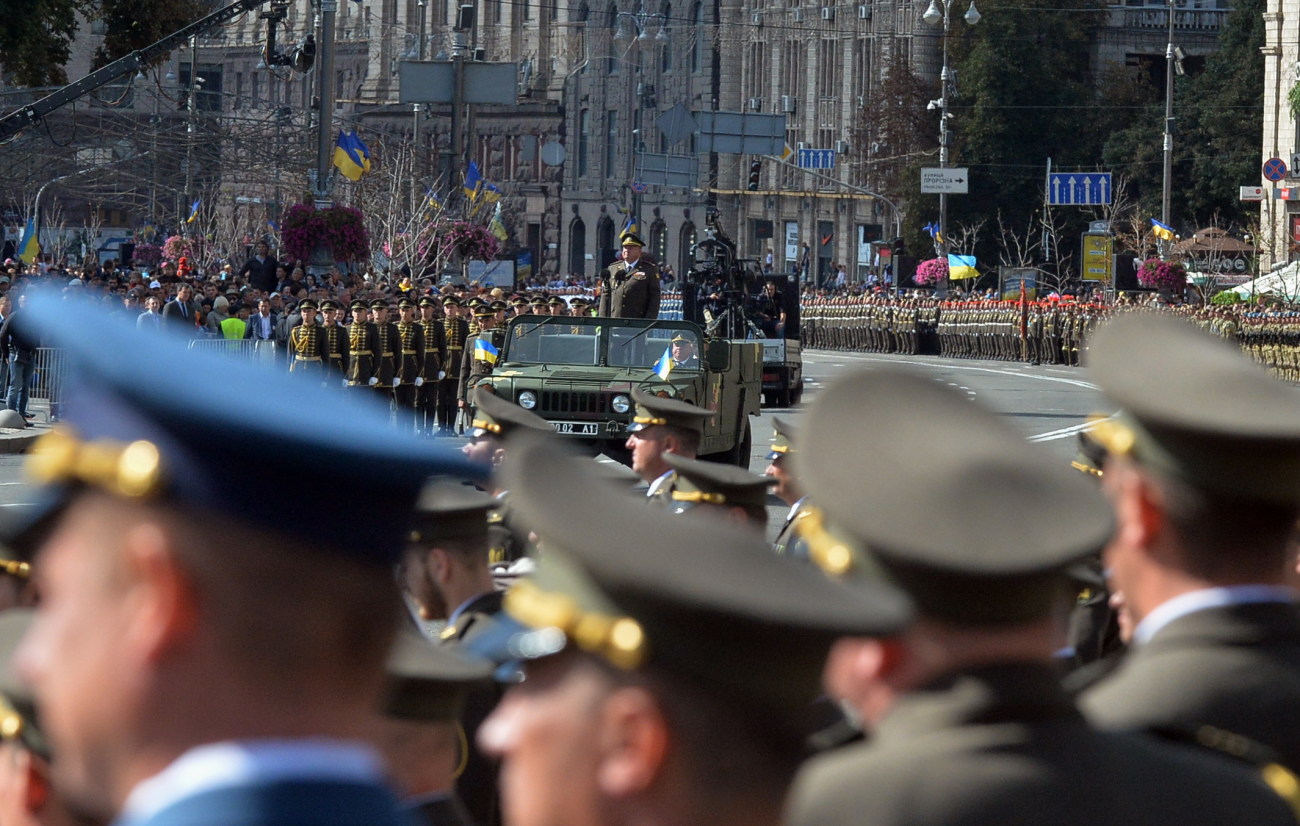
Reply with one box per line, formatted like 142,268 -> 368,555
612,394 -> 631,414
518,390 -> 538,409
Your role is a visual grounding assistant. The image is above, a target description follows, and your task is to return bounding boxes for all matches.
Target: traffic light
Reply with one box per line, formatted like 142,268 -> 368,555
747,160 -> 762,191
891,237 -> 906,259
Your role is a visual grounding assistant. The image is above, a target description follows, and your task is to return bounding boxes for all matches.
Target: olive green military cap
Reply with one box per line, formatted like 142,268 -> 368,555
663,453 -> 774,511
627,388 -> 715,435
591,455 -> 644,487
471,388 -> 554,440
1086,314 -> 1300,503
766,416 -> 798,461
383,627 -> 495,721
484,432 -> 912,716
0,610 -> 48,759
796,368 -> 1115,625
409,479 -> 493,544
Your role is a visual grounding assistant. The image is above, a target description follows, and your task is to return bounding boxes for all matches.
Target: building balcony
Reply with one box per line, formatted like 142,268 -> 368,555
1107,5 -> 1229,32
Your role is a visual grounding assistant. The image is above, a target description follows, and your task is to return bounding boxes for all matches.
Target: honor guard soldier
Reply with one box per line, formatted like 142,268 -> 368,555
466,432 -> 911,826
370,631 -> 494,826
287,299 -> 327,378
547,296 -> 567,316
569,296 -> 591,317
319,300 -> 350,382
1080,315 -> 1300,773
465,298 -> 485,338
528,296 -> 548,316
785,368 -> 1300,826
418,297 -> 447,435
6,295 -> 477,826
766,417 -> 814,561
598,232 -> 662,319
372,299 -> 400,396
438,297 -> 469,435
462,388 -> 554,566
661,453 -> 774,532
400,480 -> 509,826
394,298 -> 427,431
347,299 -> 381,392
458,305 -> 506,413
624,388 -> 715,503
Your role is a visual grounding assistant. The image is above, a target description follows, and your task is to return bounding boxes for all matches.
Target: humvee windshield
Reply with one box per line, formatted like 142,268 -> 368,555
506,317 -> 602,365
503,317 -> 703,370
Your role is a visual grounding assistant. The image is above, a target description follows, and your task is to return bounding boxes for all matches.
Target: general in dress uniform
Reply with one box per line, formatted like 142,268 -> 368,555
458,305 -> 505,411
784,368 -> 1300,826
766,417 -> 814,562
624,387 -> 716,503
466,431 -> 911,826
5,295 -> 477,826
1080,315 -> 1300,774
597,233 -> 661,319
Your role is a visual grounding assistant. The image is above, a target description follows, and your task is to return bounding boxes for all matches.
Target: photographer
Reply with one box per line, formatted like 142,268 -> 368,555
754,280 -> 786,338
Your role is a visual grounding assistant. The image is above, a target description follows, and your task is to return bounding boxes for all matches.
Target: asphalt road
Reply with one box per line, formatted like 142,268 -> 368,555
0,352 -> 1104,538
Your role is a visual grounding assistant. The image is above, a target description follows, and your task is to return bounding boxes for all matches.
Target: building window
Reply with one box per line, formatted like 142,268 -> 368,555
569,217 -> 588,277
597,215 -> 617,268
578,109 -> 591,177
679,221 -> 697,276
606,110 -> 619,175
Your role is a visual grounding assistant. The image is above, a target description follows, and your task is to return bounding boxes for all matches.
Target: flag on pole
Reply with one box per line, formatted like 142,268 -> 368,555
473,336 -> 500,365
423,187 -> 443,213
16,218 -> 39,265
349,130 -> 372,174
1150,218 -> 1176,241
947,253 -> 979,280
333,131 -> 367,181
186,199 -> 201,223
479,181 -> 502,205
463,161 -> 483,200
652,346 -> 673,380
923,221 -> 944,245
489,203 -> 509,242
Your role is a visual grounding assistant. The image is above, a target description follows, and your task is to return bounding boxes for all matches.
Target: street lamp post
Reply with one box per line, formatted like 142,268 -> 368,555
923,0 -> 979,292
613,5 -> 668,239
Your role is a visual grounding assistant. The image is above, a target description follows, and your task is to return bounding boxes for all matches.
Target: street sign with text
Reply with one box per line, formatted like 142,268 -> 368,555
1048,172 -> 1111,206
1239,186 -> 1266,201
920,168 -> 969,194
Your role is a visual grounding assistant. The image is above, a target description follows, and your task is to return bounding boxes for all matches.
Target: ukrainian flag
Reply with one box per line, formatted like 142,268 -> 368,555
349,130 -> 372,174
16,218 -> 38,265
489,204 -> 509,242
948,253 -> 979,280
474,336 -> 499,365
924,221 -> 944,245
653,346 -> 673,380
463,161 -> 483,200
621,214 -> 639,238
185,199 -> 201,224
479,181 -> 502,205
1150,218 -> 1176,242
423,187 -> 443,213
333,131 -> 366,181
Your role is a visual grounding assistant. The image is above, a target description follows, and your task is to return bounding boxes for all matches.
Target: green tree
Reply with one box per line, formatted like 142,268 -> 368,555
0,0 -> 86,86
91,0 -> 208,69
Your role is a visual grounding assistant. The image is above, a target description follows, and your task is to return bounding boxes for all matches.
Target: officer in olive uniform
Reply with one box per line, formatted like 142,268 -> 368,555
1081,315 -> 1300,774
393,298 -> 427,432
347,300 -> 381,392
374,631 -> 494,826
766,417 -> 814,562
371,299 -> 400,397
465,431 -> 912,826
597,233 -> 661,319
785,368 -> 1300,826
624,388 -> 716,504
458,305 -> 506,411
319,300 -> 350,381
661,452 -> 774,532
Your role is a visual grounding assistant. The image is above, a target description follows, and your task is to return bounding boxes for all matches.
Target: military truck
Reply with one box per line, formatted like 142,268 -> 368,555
475,315 -> 762,467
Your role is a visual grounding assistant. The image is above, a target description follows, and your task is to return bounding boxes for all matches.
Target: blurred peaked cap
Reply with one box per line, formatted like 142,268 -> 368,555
410,479 -> 494,543
620,233 -> 645,248
591,454 -> 644,487
470,387 -> 554,440
383,627 -> 495,721
766,416 -> 798,460
1086,314 -> 1300,503
495,431 -> 912,715
663,453 -> 774,510
796,368 -> 1114,625
627,388 -> 715,435
14,293 -> 486,565
0,609 -> 48,759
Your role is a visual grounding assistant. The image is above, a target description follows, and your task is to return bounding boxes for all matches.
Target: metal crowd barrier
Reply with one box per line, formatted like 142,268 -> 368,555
188,338 -> 281,365
32,347 -> 70,422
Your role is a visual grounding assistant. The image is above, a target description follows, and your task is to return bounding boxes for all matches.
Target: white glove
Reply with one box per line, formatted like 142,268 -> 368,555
414,377 -> 424,387
341,378 -> 348,388
437,370 -> 447,380
368,376 -> 379,386
393,377 -> 401,388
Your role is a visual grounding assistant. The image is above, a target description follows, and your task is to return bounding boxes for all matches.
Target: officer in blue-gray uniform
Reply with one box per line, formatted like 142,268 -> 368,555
5,295 -> 480,826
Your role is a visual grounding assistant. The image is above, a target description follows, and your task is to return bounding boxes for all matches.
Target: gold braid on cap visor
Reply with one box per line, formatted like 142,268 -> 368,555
471,420 -> 503,434
26,428 -> 163,499
671,490 -> 727,505
504,579 -> 646,670
793,506 -> 857,578
632,416 -> 668,426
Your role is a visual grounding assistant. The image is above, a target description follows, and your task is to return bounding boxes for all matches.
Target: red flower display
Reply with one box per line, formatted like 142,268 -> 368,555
914,257 -> 949,286
281,204 -> 371,264
1136,257 -> 1188,292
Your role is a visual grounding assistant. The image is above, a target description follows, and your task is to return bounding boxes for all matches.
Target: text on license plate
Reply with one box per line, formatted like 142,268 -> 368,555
551,421 -> 599,436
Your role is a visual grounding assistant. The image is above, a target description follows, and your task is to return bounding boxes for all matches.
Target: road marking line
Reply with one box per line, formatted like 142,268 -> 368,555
1027,415 -> 1115,443
804,351 -> 1097,390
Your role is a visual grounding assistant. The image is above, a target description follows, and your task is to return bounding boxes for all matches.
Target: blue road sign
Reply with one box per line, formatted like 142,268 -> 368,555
797,148 -> 836,170
1263,157 -> 1289,182
1048,172 -> 1112,206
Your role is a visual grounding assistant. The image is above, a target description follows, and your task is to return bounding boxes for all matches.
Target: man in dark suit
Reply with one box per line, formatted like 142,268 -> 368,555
238,241 -> 279,294
245,298 -> 278,343
1080,315 -> 1300,773
159,284 -> 197,331
785,368 -> 1300,826
597,233 -> 661,319
6,296 -> 477,826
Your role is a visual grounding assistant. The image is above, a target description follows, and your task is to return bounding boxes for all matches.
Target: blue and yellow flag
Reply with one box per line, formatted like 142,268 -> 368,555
16,218 -> 39,265
463,161 -> 483,200
185,199 -> 201,224
621,213 -> 639,238
333,131 -> 367,181
653,346 -> 673,380
517,250 -> 533,279
349,130 -> 372,174
479,181 -> 502,205
423,187 -> 443,213
1150,218 -> 1176,242
489,203 -> 509,242
923,221 -> 944,245
474,336 -> 499,365
948,253 -> 978,280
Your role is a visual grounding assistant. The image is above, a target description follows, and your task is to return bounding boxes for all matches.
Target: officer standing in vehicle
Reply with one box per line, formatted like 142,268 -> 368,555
598,233 -> 661,319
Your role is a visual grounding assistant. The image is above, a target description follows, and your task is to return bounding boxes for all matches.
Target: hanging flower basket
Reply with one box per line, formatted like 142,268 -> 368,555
281,204 -> 371,264
443,220 -> 501,262
162,235 -> 204,263
1136,257 -> 1188,292
913,257 -> 949,286
131,243 -> 163,269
